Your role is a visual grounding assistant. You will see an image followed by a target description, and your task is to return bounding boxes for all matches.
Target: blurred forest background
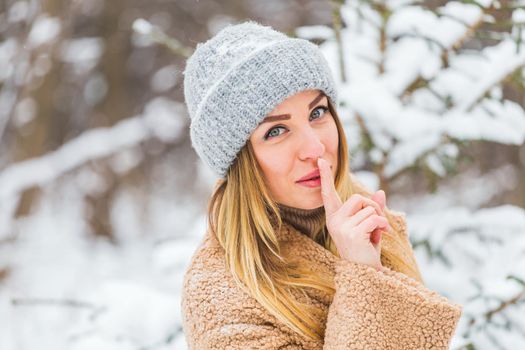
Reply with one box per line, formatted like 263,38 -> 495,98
1,0 -> 525,349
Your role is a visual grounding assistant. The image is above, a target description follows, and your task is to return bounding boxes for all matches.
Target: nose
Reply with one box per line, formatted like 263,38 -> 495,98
297,127 -> 326,161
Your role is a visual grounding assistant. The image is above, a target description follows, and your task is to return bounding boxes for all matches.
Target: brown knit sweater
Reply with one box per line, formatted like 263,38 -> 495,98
181,181 -> 463,349
276,202 -> 326,238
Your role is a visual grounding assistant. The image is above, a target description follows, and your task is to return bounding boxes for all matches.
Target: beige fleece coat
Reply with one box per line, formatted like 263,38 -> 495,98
181,191 -> 463,349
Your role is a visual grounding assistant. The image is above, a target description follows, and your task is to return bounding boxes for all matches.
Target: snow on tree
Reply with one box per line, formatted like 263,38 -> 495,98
0,0 -> 524,349
295,0 -> 525,348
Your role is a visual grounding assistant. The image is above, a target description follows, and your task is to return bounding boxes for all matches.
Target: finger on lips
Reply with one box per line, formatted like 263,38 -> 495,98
317,158 -> 342,215
318,157 -> 390,238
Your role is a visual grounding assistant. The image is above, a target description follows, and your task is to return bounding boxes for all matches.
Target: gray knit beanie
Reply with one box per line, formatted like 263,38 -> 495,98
183,20 -> 338,178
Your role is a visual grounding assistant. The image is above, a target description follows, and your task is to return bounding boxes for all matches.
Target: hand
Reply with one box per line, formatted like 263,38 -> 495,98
317,158 -> 389,271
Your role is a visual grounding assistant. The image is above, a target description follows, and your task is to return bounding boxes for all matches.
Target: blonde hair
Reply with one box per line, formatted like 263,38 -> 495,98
206,98 -> 423,340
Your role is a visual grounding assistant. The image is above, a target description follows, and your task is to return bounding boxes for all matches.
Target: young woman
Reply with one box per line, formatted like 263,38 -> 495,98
181,20 -> 462,349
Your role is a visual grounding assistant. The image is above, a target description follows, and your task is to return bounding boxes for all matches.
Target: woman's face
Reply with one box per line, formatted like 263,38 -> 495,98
249,89 -> 339,209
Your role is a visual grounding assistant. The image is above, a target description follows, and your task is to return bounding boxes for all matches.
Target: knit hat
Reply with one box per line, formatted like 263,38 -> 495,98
183,20 -> 338,178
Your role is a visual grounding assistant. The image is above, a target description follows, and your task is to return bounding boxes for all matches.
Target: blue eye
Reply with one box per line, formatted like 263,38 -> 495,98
310,106 -> 328,120
263,106 -> 329,140
264,126 -> 286,140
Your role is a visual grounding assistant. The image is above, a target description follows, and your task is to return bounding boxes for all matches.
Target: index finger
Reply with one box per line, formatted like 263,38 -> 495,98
317,157 -> 342,216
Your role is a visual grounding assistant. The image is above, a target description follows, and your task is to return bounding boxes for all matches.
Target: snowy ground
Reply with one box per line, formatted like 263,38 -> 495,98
1,172 -> 208,350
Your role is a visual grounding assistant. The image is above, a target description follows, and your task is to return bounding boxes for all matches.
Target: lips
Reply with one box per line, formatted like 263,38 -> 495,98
296,168 -> 321,182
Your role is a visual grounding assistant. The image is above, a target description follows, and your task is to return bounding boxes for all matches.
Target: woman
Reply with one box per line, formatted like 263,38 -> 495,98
181,20 -> 462,349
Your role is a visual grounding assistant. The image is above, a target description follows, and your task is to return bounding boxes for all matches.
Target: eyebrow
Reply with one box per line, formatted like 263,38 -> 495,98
259,92 -> 326,124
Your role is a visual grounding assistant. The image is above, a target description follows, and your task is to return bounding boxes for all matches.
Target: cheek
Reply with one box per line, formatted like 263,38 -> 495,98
255,149 -> 295,195
258,148 -> 292,181
325,120 -> 339,152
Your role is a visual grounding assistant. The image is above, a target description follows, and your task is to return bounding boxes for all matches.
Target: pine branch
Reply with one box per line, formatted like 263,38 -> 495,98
484,286 -> 525,322
459,61 -> 525,112
386,136 -> 469,184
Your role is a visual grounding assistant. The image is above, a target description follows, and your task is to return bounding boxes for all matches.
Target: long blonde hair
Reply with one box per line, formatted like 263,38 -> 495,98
206,98 -> 423,340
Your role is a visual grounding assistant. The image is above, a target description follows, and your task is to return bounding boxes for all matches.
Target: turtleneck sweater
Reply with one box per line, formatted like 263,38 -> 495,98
276,202 -> 326,237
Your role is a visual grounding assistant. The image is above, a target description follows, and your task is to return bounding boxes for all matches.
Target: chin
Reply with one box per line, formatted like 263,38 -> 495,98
289,194 -> 324,210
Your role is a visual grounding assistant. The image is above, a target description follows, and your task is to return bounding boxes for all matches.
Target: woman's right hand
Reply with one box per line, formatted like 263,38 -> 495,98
317,157 -> 390,271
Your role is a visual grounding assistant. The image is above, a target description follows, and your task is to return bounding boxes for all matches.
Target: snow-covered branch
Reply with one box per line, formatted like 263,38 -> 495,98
0,98 -> 186,201
132,18 -> 193,58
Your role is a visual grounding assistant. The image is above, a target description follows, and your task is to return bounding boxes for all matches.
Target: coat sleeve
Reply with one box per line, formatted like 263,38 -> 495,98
322,259 -> 463,350
323,203 -> 462,350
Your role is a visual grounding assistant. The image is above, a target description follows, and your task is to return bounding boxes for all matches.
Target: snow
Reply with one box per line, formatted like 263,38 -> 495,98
142,97 -> 188,143
514,8 -> 525,22
444,104 -> 525,145
132,18 -> 154,36
0,39 -> 17,82
0,97 -> 187,203
0,117 -> 148,200
8,1 -> 30,23
2,176 -> 202,349
59,38 -> 105,73
13,97 -> 37,128
449,40 -> 525,113
476,0 -> 496,8
387,5 -> 481,48
295,25 -> 334,40
86,281 -> 181,344
83,73 -> 108,106
28,15 -> 61,48
2,0 -> 525,348
327,0 -> 525,181
150,65 -> 180,93
32,53 -> 53,77
409,204 -> 525,348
